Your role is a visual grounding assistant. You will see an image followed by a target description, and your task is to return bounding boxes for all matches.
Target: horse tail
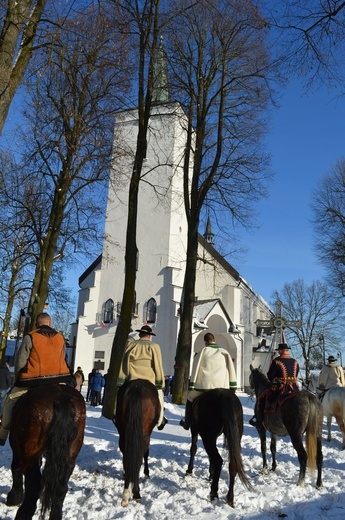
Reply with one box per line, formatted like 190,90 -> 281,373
305,395 -> 319,473
40,396 -> 78,517
123,385 -> 144,484
222,394 -> 252,490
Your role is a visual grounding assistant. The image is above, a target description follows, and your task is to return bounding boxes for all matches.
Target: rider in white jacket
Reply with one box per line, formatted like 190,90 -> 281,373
180,332 -> 237,430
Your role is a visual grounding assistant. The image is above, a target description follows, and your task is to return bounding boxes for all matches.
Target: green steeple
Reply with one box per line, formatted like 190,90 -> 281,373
152,36 -> 170,103
204,216 -> 214,245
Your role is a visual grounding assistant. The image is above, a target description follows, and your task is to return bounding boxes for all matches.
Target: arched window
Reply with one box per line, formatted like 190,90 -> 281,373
133,291 -> 139,317
103,299 -> 114,324
146,298 -> 157,323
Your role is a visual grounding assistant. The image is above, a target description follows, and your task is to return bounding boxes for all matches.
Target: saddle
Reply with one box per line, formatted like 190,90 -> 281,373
263,382 -> 298,415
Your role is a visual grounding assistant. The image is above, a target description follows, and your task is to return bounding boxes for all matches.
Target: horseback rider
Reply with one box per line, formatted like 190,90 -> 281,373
180,332 -> 237,430
318,355 -> 345,390
250,343 -> 299,428
117,324 -> 168,430
0,312 -> 74,446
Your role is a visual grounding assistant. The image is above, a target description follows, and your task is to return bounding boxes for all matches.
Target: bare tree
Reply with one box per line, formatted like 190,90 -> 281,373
19,4 -> 129,331
264,0 -> 345,89
102,0 -> 165,419
165,0 -> 274,403
272,279 -> 344,381
0,152 -> 37,360
311,158 -> 345,295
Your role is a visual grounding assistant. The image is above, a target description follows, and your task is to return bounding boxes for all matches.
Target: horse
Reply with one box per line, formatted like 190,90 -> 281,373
6,384 -> 86,520
306,373 -> 345,449
249,365 -> 323,488
319,387 -> 345,449
114,379 -> 160,507
185,388 -> 251,507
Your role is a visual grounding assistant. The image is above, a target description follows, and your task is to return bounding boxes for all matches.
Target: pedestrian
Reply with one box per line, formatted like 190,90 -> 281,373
86,368 -> 96,401
117,324 -> 168,430
0,313 -> 73,445
0,362 -> 11,416
318,355 -> 345,390
180,332 -> 237,430
90,369 -> 105,406
250,343 -> 299,428
74,366 -> 85,392
101,371 -> 108,404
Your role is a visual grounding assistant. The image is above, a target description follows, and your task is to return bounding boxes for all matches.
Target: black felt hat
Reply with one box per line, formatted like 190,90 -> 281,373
276,343 -> 290,350
135,325 -> 156,336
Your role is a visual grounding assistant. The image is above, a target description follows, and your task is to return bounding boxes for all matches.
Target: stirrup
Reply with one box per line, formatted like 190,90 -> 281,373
249,416 -> 258,427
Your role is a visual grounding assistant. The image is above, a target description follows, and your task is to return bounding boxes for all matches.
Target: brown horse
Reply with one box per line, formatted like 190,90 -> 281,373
185,388 -> 251,506
249,365 -> 323,488
6,384 -> 86,520
115,379 -> 160,507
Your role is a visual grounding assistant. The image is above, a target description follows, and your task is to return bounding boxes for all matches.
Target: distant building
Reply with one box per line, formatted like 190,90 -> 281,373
70,98 -> 273,392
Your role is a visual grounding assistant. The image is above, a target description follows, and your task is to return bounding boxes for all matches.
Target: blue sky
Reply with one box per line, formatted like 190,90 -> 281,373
237,80 -> 345,305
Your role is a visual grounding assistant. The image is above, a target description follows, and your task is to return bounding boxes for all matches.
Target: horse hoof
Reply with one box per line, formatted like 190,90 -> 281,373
227,500 -> 235,508
210,493 -> 218,501
121,500 -> 129,507
6,491 -> 23,507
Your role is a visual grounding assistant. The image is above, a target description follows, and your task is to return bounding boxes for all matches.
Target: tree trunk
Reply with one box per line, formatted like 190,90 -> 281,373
25,179 -> 68,332
0,0 -> 47,134
101,163 -> 141,419
172,215 -> 200,404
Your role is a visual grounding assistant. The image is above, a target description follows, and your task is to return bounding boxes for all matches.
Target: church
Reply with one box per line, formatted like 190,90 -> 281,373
70,88 -> 274,393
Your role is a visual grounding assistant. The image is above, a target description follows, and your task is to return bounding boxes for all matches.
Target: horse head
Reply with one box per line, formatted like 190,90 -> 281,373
249,364 -> 270,396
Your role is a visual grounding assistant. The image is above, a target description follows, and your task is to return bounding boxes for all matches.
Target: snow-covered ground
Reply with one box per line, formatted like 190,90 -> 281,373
1,391 -> 344,519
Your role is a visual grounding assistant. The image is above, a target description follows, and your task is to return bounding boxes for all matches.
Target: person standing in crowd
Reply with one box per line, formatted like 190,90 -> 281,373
117,324 -> 168,430
0,313 -> 73,445
90,369 -> 105,406
180,332 -> 237,430
318,355 -> 345,390
86,368 -> 96,401
0,362 -> 11,416
250,343 -> 299,428
74,366 -> 85,392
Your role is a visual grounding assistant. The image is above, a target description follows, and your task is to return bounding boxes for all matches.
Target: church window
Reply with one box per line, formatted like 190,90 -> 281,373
103,298 -> 114,324
146,298 -> 157,323
133,291 -> 139,317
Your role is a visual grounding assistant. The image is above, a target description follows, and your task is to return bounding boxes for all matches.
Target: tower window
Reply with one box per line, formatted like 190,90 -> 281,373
103,299 -> 114,324
146,298 -> 157,323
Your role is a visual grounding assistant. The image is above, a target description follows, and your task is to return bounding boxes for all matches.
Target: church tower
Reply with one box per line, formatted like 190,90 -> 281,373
73,42 -> 190,374
71,40 -> 273,390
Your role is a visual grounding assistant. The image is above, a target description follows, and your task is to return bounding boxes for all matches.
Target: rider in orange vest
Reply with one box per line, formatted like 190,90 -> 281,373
0,312 -> 73,445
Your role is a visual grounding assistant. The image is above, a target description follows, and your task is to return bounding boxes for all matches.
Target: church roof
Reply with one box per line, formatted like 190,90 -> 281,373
193,298 -> 236,331
79,254 -> 102,286
198,234 -> 240,280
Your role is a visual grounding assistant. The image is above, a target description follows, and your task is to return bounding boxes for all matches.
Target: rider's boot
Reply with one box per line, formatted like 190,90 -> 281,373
180,399 -> 192,430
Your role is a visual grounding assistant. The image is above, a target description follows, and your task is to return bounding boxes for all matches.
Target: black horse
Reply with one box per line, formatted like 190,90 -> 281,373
7,384 -> 86,520
249,365 -> 323,488
115,379 -> 160,506
185,388 -> 251,506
